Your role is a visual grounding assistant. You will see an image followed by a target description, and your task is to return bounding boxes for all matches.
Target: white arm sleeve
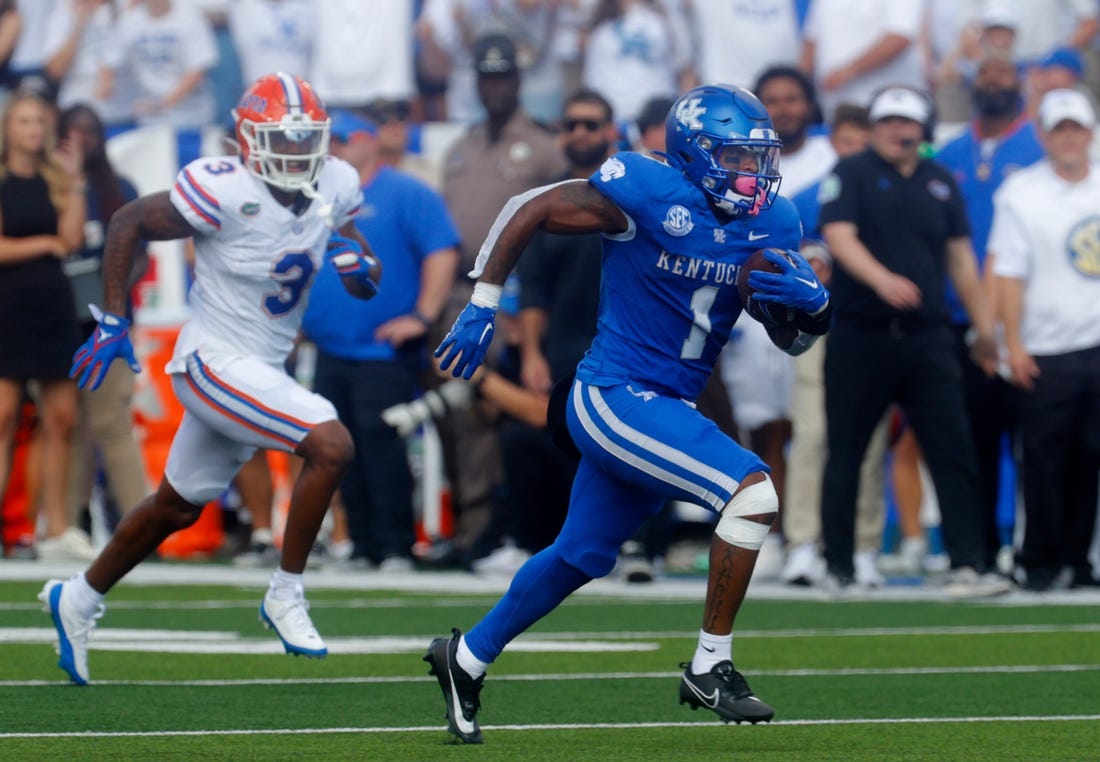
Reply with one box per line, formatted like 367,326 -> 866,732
469,179 -> 586,278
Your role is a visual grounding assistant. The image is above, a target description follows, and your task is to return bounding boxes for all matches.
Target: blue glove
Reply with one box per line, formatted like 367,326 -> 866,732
69,306 -> 141,391
747,248 -> 830,314
434,302 -> 497,380
327,234 -> 378,297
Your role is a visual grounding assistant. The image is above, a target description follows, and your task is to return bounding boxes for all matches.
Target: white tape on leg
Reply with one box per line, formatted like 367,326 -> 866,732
715,476 -> 778,550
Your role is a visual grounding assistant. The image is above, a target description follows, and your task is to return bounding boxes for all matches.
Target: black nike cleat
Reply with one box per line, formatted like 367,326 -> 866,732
679,661 -> 774,724
424,628 -> 485,744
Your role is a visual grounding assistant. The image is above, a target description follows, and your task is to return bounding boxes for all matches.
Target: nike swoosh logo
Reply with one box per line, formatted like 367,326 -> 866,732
684,678 -> 720,709
702,645 -> 716,653
447,653 -> 477,734
748,231 -> 769,241
795,276 -> 819,289
97,329 -> 115,340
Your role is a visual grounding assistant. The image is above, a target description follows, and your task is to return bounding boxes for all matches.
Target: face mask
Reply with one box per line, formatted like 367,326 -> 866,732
972,87 -> 1020,118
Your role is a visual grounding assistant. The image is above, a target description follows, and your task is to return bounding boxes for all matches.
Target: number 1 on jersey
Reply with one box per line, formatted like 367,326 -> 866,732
681,285 -> 718,360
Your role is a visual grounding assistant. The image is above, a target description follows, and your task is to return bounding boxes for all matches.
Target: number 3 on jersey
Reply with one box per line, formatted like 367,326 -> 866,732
263,251 -> 315,316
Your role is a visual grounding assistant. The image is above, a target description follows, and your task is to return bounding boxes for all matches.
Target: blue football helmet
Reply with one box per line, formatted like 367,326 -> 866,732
664,84 -> 783,216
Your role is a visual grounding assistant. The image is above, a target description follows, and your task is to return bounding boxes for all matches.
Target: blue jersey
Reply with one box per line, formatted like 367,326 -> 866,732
576,152 -> 802,400
935,118 -> 1043,324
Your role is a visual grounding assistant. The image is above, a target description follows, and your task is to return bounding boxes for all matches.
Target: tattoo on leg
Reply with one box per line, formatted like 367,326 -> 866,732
704,546 -> 738,632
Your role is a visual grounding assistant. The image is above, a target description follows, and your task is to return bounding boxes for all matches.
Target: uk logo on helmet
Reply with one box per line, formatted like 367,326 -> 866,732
675,98 -> 706,130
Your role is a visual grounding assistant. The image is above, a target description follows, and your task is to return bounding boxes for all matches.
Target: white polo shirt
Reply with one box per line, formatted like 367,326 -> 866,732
990,160 -> 1100,356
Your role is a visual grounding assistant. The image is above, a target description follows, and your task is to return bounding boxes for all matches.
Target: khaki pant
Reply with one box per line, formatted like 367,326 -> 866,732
784,336 -> 886,553
67,361 -> 149,522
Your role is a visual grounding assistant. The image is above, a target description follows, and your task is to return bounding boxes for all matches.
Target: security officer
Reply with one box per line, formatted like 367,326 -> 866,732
817,86 -> 1010,596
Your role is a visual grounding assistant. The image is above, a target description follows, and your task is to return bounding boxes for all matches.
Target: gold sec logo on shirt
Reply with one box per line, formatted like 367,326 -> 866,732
1066,216 -> 1100,277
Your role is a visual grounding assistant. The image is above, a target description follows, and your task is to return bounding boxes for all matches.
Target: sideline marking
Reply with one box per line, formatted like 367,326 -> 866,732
2,715 -> 1100,739
3,664 -> 1098,688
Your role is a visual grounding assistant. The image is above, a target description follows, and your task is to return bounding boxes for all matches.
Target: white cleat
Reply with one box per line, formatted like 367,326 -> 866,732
779,543 -> 825,586
260,592 -> 327,657
38,579 -> 103,686
854,550 -> 886,590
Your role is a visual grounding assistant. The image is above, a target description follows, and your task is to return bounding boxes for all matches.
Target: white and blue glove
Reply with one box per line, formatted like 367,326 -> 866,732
434,302 -> 497,380
69,305 -> 141,391
747,248 -> 829,315
328,234 -> 378,297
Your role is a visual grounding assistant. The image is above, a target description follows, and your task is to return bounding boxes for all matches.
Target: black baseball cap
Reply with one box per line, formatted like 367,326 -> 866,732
473,32 -> 517,75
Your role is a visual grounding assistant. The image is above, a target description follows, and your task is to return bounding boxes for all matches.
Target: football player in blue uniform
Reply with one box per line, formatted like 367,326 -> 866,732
425,84 -> 831,743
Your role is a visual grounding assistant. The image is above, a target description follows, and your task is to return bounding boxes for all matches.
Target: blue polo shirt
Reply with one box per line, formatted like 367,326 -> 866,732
303,165 -> 460,361
935,117 -> 1043,324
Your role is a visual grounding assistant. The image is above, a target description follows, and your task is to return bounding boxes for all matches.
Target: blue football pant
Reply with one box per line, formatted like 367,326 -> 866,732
464,380 -> 766,664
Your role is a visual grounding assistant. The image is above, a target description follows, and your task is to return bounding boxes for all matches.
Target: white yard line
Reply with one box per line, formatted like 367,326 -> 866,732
5,560 -> 1100,603
2,715 -> 1100,739
3,663 -> 1099,688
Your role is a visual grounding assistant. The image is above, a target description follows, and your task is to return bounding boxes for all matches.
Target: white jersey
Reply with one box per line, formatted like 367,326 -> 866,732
989,160 -> 1100,356
167,155 -> 362,373
778,135 -> 838,199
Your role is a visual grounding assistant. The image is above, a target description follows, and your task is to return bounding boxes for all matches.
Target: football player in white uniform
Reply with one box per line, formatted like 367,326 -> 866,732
40,73 -> 381,685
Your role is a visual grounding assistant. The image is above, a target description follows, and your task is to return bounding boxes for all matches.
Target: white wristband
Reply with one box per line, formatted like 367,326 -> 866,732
471,282 -> 502,309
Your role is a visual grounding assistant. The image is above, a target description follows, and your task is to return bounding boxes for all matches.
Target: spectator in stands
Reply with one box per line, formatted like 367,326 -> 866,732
933,2 -> 1019,123
581,0 -> 691,124
189,1 -> 242,123
303,109 -> 459,570
1024,46 -> 1100,120
799,0 -> 926,120
5,0 -> 54,98
431,31 -> 564,566
111,0 -> 219,129
0,1 -> 22,101
0,89 -> 91,560
686,0 -> 801,92
44,0 -> 136,132
227,0 -> 313,86
631,94 -> 674,155
309,0 -> 415,111
977,0 -> 1097,65
58,103 -> 149,537
935,51 -> 1044,576
416,0 -> 568,125
363,97 -> 441,190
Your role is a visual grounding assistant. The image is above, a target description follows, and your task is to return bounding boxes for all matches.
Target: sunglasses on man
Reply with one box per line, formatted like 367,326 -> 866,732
563,118 -> 607,133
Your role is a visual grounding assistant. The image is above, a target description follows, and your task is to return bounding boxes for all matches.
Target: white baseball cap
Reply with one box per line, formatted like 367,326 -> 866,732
981,2 -> 1018,30
868,87 -> 930,125
1038,88 -> 1096,131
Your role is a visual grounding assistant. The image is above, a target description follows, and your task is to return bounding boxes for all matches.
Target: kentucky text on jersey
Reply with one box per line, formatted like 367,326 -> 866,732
655,251 -> 741,284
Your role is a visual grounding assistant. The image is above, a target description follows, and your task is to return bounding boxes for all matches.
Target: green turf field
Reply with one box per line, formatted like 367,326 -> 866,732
2,572 -> 1098,760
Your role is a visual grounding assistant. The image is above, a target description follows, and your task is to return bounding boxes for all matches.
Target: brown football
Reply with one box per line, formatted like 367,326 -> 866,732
736,248 -> 797,327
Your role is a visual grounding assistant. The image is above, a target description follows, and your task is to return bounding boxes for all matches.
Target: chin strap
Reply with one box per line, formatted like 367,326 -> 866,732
299,182 -> 335,228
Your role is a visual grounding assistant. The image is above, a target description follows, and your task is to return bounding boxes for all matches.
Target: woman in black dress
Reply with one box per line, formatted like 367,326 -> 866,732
0,89 -> 91,559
